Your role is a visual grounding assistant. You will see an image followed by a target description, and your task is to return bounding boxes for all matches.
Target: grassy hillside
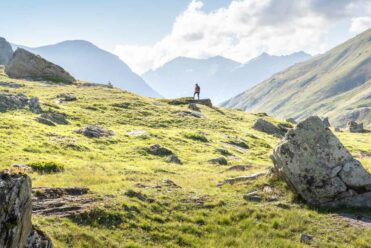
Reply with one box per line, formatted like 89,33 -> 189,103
222,29 -> 371,128
0,67 -> 371,247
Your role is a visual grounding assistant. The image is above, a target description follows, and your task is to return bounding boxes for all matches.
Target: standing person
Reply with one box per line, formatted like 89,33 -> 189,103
194,83 -> 200,100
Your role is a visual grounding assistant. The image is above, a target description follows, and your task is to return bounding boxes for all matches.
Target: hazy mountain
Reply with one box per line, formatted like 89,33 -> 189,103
19,40 -> 160,97
222,29 -> 371,127
143,52 -> 311,103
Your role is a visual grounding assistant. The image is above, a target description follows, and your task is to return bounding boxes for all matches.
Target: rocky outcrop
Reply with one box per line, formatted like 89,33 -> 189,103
5,48 -> 75,84
252,119 -> 285,136
56,93 -> 77,102
168,98 -> 213,108
35,112 -> 69,126
75,125 -> 114,138
0,37 -> 13,65
346,121 -> 364,133
0,172 -> 52,247
0,92 -> 41,113
272,116 -> 371,207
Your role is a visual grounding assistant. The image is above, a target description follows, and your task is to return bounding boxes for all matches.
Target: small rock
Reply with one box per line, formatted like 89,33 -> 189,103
35,112 -> 68,126
224,165 -> 252,172
57,93 -> 77,102
163,179 -> 181,188
252,119 -> 285,136
276,203 -> 291,209
35,117 -> 56,126
148,144 -> 173,156
175,110 -> 203,118
167,155 -> 182,164
300,234 -> 313,244
335,127 -> 341,132
217,172 -> 267,187
75,125 -> 114,138
346,121 -> 364,133
0,92 -> 29,112
208,157 -> 228,165
29,97 -> 42,113
126,130 -> 149,137
243,191 -> 262,202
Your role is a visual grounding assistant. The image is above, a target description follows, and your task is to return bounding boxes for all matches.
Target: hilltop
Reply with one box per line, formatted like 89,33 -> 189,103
222,29 -> 371,128
17,40 -> 161,98
0,66 -> 370,247
143,52 -> 310,103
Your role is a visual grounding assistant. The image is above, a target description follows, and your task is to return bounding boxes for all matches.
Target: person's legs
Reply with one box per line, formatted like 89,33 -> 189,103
197,92 -> 200,100
193,92 -> 197,100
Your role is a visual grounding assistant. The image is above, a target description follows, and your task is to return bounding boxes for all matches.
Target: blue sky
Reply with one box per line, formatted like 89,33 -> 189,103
1,0 -> 231,49
1,0 -> 370,74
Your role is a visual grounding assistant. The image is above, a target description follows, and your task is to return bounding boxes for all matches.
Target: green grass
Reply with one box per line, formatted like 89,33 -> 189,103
0,69 -> 370,247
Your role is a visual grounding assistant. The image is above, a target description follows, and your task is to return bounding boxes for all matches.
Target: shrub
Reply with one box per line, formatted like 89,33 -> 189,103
28,161 -> 64,174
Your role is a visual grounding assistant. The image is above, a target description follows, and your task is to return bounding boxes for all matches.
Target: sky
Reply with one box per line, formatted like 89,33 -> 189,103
1,0 -> 371,74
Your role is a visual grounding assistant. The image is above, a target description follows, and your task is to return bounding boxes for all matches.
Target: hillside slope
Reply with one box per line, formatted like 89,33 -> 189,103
0,67 -> 370,247
20,40 -> 161,98
143,52 -> 310,103
223,29 -> 371,127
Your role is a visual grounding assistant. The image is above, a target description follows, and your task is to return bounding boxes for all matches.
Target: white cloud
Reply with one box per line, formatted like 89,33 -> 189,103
115,0 -> 370,74
350,16 -> 371,33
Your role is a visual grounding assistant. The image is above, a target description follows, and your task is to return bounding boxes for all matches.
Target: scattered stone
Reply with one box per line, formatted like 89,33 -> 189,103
148,144 -> 173,156
217,172 -> 267,187
346,121 -> 364,133
188,103 -> 200,111
0,81 -> 24,88
335,127 -> 341,132
35,117 -> 56,126
126,130 -> 149,137
276,203 -> 291,209
225,139 -> 249,150
175,110 -> 203,118
37,112 -> 69,125
29,97 -> 42,113
75,125 -> 114,138
112,102 -> 130,109
5,48 -> 75,84
208,157 -> 228,165
0,37 -> 13,65
215,148 -> 233,156
32,187 -> 95,217
286,118 -> 297,124
57,93 -> 77,102
271,116 -> 371,207
163,179 -> 181,189
252,118 -> 285,136
243,191 -> 262,202
167,155 -> 182,165
322,117 -> 330,128
300,234 -> 313,244
0,92 -> 28,112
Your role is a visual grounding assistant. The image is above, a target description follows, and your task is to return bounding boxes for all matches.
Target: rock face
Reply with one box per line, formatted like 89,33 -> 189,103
5,48 -> 75,84
0,92 -> 28,112
346,121 -> 364,133
0,37 -> 13,65
252,119 -> 285,136
0,172 -> 53,247
0,173 -> 32,247
272,116 -> 371,207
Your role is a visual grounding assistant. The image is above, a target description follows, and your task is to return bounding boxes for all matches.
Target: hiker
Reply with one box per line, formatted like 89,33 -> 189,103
194,83 -> 200,100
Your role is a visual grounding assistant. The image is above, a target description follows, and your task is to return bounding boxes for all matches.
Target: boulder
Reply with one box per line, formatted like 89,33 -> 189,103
252,119 -> 285,136
5,48 -> 75,84
346,121 -> 364,133
271,116 -> 371,207
0,37 -> 13,65
148,144 -> 173,157
167,155 -> 182,165
36,112 -> 69,126
0,92 -> 28,112
75,125 -> 114,138
57,93 -> 77,102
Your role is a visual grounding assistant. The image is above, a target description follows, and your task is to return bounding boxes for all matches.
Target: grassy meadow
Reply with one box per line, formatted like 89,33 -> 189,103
0,68 -> 371,247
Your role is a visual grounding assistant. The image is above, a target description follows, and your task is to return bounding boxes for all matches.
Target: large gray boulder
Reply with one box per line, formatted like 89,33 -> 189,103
0,172 -> 53,248
0,37 -> 13,65
5,48 -> 75,84
271,116 -> 371,207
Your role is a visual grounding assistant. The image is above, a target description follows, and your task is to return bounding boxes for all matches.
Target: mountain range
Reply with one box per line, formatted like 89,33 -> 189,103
16,40 -> 161,98
143,52 -> 311,103
222,29 -> 371,127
